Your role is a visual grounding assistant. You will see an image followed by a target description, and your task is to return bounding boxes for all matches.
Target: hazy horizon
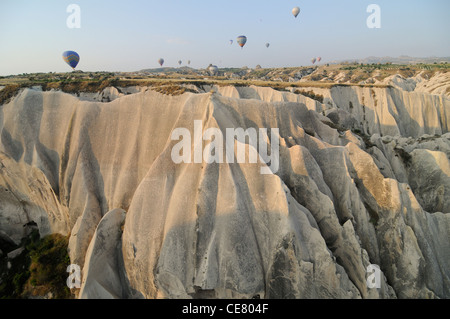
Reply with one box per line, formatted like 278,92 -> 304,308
1,0 -> 449,76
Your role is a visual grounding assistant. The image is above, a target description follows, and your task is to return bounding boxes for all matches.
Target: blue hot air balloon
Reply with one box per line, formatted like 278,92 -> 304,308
237,36 -> 247,49
62,51 -> 80,70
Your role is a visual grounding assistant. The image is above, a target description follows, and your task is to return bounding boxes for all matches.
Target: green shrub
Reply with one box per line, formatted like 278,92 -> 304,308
12,271 -> 30,295
0,231 -> 71,299
26,234 -> 71,298
294,89 -> 324,103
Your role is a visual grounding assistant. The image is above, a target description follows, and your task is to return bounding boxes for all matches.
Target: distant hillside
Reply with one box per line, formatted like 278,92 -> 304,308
332,56 -> 450,65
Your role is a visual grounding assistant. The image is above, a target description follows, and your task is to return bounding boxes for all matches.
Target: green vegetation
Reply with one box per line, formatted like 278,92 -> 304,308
0,75 -> 392,103
249,68 -> 275,78
341,62 -> 449,71
0,230 -> 72,299
294,89 -> 324,103
0,62 -> 447,101
0,84 -> 22,105
337,62 -> 448,83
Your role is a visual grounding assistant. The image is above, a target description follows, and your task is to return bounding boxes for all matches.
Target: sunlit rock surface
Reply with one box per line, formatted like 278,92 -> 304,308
0,82 -> 448,299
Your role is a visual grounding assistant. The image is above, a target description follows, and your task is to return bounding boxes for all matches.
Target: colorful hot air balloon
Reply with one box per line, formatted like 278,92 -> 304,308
158,58 -> 164,66
62,51 -> 80,70
317,57 -> 322,62
266,43 -> 270,48
237,36 -> 247,48
311,58 -> 317,64
292,7 -> 300,18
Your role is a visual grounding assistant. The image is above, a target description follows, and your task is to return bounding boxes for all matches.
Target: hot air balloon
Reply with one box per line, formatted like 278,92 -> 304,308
208,65 -> 219,75
158,58 -> 164,66
292,7 -> 300,18
178,60 -> 182,66
311,58 -> 317,64
237,36 -> 247,49
62,51 -> 80,70
230,40 -> 233,45
187,60 -> 191,65
317,57 -> 322,62
265,43 -> 270,48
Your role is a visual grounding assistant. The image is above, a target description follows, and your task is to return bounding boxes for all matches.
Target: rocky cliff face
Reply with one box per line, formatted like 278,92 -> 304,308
0,83 -> 448,299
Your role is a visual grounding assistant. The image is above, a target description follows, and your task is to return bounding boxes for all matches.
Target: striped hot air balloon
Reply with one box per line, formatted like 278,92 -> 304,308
62,51 -> 80,70
237,36 -> 247,49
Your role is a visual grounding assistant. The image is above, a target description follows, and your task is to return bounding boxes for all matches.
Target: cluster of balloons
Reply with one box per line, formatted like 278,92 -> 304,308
62,7 -> 320,71
311,57 -> 322,64
230,37 -> 269,49
157,58 -> 190,67
225,7 -> 302,51
62,51 -> 191,70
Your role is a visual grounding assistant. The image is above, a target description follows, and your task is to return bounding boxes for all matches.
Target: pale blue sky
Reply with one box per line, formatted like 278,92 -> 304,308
0,0 -> 448,75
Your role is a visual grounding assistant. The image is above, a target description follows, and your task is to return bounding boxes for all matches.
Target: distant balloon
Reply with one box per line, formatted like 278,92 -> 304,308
265,43 -> 270,48
158,58 -> 164,66
62,51 -> 80,70
178,60 -> 182,65
292,7 -> 300,18
237,35 -> 247,48
317,57 -> 322,62
208,65 -> 219,75
230,40 -> 233,45
187,60 -> 191,65
311,58 -> 317,64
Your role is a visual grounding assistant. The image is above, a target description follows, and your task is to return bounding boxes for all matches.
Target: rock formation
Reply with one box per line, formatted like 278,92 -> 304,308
0,81 -> 448,299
